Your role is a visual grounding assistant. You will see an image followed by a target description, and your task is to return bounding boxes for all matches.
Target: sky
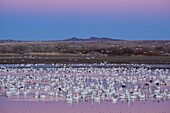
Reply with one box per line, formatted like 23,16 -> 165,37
0,0 -> 170,41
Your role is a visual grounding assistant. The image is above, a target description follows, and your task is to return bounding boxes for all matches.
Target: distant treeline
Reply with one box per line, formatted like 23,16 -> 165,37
0,44 -> 169,56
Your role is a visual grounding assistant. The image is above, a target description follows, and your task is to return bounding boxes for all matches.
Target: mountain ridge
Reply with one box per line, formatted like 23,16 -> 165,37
64,37 -> 124,41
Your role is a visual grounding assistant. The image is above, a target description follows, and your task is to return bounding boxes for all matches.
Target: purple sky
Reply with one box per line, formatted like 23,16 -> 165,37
0,0 -> 170,40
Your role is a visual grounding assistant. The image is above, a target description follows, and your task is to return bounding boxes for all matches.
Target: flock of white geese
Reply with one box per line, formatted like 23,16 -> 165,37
0,64 -> 170,104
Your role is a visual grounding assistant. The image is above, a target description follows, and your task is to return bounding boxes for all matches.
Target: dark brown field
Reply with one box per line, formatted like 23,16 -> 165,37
0,54 -> 170,64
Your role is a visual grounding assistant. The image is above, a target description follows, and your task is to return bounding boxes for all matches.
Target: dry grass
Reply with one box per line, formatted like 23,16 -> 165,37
0,52 -> 108,57
0,40 -> 169,47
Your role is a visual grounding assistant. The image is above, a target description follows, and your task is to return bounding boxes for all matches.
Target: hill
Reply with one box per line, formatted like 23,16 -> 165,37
64,37 -> 124,41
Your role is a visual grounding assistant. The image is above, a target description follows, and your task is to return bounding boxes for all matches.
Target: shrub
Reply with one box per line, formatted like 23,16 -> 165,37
12,45 -> 29,54
135,49 -> 161,56
122,47 -> 134,55
109,47 -> 123,56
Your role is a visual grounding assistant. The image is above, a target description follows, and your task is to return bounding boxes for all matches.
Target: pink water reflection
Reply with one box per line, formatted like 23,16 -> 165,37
0,96 -> 169,113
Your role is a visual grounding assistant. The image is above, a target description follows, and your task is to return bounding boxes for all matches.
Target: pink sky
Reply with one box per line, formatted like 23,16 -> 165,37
1,0 -> 170,18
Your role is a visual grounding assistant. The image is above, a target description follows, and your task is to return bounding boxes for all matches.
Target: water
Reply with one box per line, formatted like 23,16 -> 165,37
0,96 -> 169,113
0,63 -> 170,113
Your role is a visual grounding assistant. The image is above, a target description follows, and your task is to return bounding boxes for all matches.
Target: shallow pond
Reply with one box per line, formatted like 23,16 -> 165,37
0,64 -> 170,113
